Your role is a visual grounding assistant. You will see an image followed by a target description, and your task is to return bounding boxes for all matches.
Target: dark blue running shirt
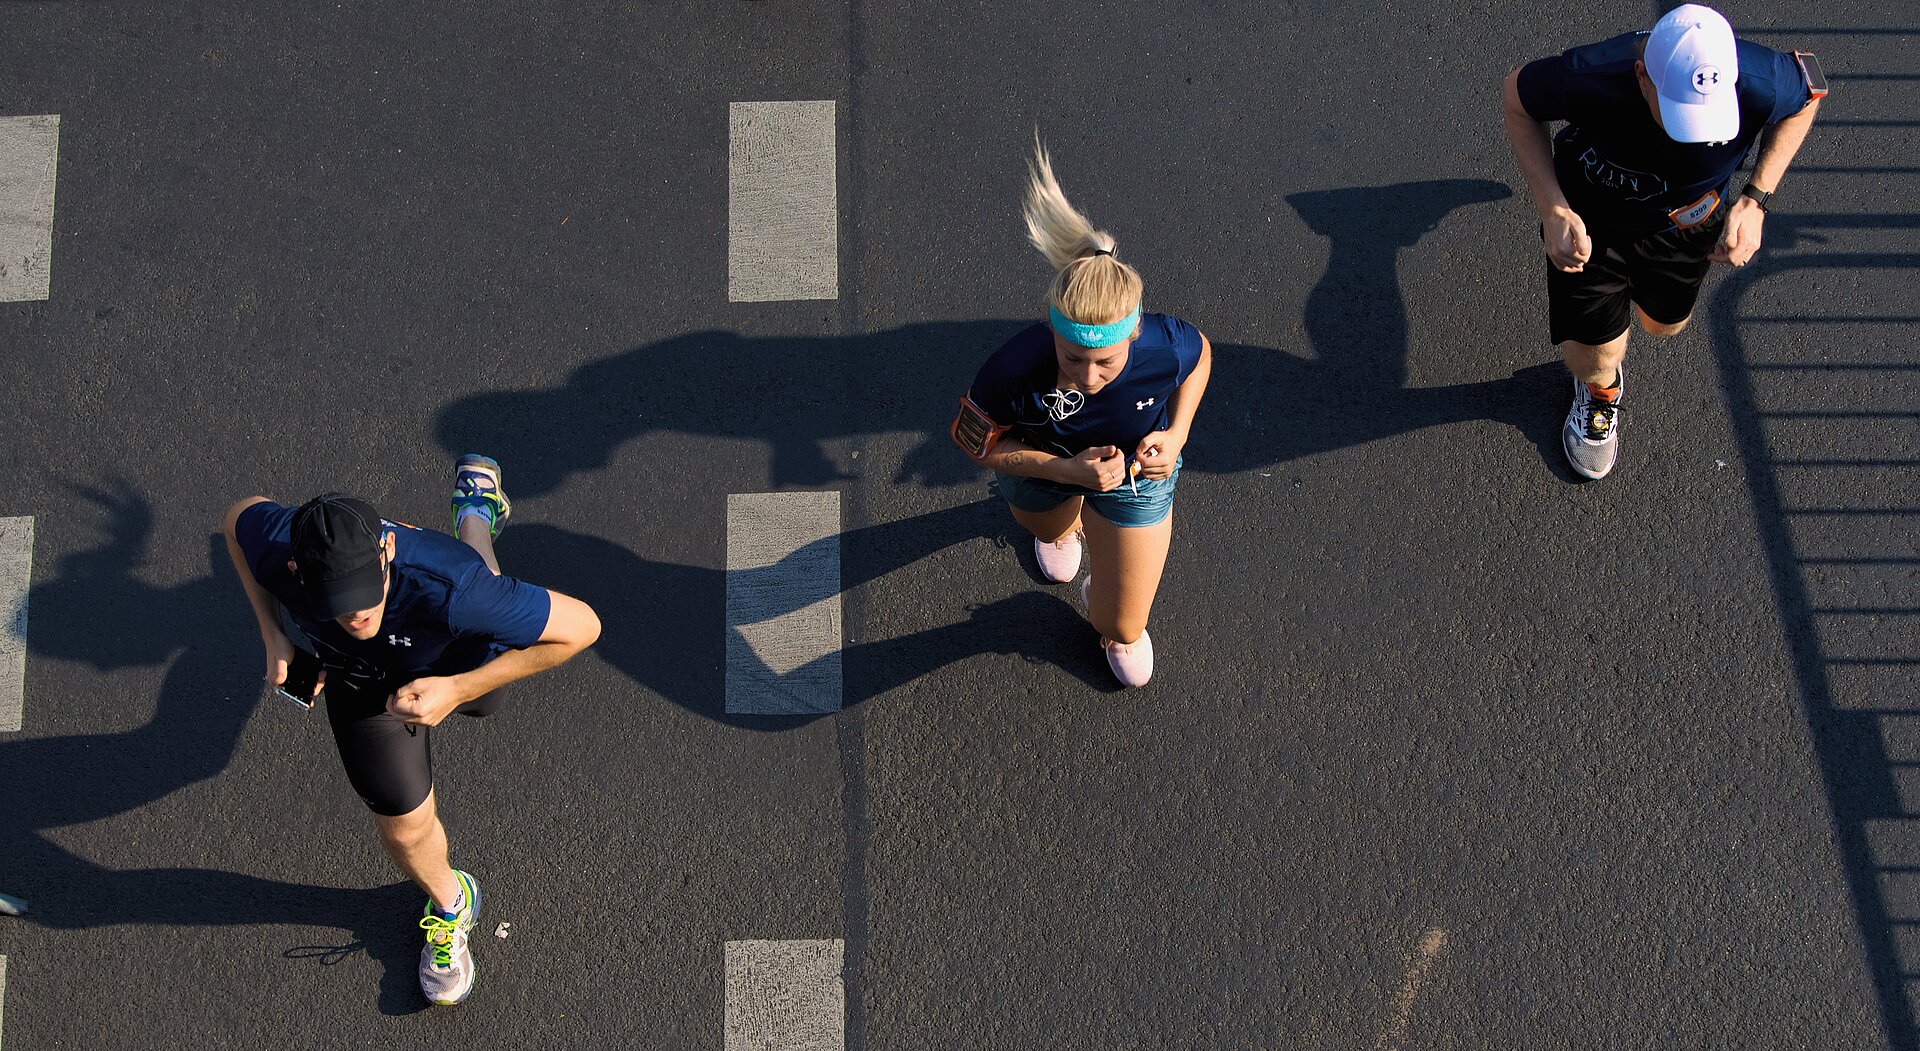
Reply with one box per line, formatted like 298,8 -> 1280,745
967,313 -> 1205,458
235,501 -> 552,689
1517,32 -> 1811,238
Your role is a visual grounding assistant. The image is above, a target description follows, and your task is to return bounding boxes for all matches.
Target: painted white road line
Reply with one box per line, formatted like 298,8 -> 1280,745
0,517 -> 32,732
0,115 -> 60,302
1373,928 -> 1449,1051
726,492 -> 841,715
724,939 -> 845,1051
1,954 -> 9,1051
728,101 -> 838,302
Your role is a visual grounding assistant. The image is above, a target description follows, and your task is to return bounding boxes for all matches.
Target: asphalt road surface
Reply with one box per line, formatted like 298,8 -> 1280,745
1,1 -> 1914,1048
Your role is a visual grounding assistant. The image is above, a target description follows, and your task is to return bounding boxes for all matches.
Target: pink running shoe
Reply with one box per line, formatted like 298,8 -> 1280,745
1033,531 -> 1084,584
1082,576 -> 1153,686
1101,631 -> 1154,687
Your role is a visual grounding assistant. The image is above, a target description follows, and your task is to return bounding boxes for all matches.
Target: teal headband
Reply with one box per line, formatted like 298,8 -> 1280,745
1049,304 -> 1142,348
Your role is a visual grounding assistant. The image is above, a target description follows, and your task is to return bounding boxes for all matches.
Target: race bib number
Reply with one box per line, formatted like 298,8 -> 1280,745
1668,189 -> 1722,230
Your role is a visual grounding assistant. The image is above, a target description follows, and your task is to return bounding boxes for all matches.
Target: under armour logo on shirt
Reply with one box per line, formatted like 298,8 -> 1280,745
1136,397 -> 1156,410
387,635 -> 413,647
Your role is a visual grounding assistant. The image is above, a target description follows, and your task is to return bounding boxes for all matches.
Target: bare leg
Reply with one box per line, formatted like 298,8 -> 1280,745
1081,508 -> 1174,645
376,788 -> 463,910
1009,497 -> 1084,544
457,516 -> 501,576
1560,326 -> 1629,387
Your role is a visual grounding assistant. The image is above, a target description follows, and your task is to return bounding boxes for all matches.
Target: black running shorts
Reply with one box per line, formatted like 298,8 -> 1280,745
1546,218 -> 1723,347
323,672 -> 508,817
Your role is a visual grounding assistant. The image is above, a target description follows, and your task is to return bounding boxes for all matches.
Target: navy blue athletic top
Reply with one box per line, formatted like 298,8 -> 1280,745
967,313 -> 1205,458
1517,33 -> 1811,238
235,501 -> 552,689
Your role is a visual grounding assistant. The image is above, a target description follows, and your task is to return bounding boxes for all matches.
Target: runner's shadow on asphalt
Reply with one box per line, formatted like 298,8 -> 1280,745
505,506 -> 1121,727
5,481 -> 427,1014
436,180 -> 1569,497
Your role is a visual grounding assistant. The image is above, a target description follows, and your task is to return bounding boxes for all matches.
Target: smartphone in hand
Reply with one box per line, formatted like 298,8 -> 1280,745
275,648 -> 324,709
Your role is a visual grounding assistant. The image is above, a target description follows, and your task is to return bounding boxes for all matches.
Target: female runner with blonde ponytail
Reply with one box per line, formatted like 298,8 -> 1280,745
950,140 -> 1213,687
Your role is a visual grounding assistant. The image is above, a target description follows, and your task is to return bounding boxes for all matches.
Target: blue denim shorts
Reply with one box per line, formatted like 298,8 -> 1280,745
994,455 -> 1181,528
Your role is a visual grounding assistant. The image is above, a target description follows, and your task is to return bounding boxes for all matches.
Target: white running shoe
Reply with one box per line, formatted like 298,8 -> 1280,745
418,870 -> 482,1006
1562,367 -> 1623,480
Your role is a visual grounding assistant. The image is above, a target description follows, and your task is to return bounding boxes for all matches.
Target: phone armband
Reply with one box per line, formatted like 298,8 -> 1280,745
951,396 -> 1009,460
1794,50 -> 1829,100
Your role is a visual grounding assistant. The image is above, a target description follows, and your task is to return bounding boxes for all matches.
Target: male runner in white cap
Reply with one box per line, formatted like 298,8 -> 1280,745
1503,4 -> 1825,479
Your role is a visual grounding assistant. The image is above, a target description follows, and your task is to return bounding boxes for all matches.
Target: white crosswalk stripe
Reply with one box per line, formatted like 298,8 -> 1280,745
724,939 -> 844,1051
0,115 -> 60,302
0,517 -> 33,732
726,492 -> 842,715
728,101 -> 838,302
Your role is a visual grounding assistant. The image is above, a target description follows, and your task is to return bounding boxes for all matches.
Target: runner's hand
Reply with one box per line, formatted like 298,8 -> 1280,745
262,627 -> 295,686
1062,445 -> 1127,492
1543,206 -> 1592,272
1710,197 -> 1764,267
388,676 -> 467,727
1133,432 -> 1183,481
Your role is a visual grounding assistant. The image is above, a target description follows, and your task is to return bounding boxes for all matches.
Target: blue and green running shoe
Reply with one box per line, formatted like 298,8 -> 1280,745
418,870 -> 482,1006
451,455 -> 511,537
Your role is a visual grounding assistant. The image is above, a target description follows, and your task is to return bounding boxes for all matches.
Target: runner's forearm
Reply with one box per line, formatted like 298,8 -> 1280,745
979,439 -> 1068,482
1747,98 -> 1821,192
448,639 -> 579,700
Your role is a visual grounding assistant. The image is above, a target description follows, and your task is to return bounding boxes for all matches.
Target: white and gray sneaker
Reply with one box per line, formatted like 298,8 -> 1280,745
418,870 -> 482,1006
1562,368 -> 1623,480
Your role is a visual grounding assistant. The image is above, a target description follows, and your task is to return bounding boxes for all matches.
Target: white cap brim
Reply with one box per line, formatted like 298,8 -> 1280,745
1659,93 -> 1739,143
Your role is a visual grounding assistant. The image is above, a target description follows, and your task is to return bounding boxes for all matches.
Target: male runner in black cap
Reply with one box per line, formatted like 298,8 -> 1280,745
221,456 -> 600,1005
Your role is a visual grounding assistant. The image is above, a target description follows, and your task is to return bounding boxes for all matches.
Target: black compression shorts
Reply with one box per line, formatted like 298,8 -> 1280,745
321,669 -> 508,817
1546,218 -> 1723,347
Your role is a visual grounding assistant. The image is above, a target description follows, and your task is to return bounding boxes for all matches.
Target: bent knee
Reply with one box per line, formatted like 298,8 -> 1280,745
1639,313 -> 1691,337
376,806 -> 438,848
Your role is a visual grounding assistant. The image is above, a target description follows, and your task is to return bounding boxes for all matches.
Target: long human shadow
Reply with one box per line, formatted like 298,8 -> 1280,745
437,179 -> 1568,496
5,481 -> 426,1014
505,503 -> 1118,730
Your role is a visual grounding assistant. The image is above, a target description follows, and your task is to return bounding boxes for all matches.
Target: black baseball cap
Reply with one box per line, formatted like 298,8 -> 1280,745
290,495 -> 388,619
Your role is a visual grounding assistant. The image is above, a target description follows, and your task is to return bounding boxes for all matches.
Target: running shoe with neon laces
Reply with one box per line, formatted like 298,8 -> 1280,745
1561,367 -> 1623,480
1034,530 -> 1084,583
418,870 -> 482,1006
1081,575 -> 1154,687
451,455 -> 511,536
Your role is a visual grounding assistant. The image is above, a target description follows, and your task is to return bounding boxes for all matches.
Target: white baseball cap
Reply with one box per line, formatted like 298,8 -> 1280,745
1645,4 -> 1740,143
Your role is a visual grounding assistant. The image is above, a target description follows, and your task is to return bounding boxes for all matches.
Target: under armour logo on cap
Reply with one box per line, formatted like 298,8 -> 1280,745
1646,4 -> 1740,143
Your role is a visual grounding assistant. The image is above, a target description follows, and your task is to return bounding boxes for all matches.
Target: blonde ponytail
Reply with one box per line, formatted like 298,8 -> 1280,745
1023,137 -> 1144,327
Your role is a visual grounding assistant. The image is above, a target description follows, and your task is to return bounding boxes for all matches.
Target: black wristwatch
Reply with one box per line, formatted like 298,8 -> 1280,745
1740,184 -> 1774,212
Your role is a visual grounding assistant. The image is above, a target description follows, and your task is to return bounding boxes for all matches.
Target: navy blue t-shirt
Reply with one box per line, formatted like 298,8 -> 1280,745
235,501 -> 552,689
1517,33 -> 1811,238
967,313 -> 1205,458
